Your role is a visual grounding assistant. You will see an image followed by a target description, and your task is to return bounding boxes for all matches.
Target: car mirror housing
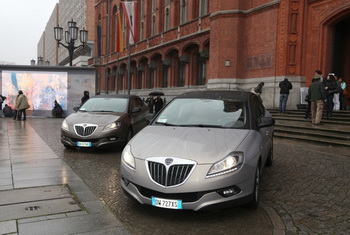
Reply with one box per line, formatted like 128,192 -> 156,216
258,117 -> 275,128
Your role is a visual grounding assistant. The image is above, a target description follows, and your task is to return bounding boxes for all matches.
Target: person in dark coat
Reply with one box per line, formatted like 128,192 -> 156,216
323,74 -> 337,118
154,95 -> 164,114
145,95 -> 154,113
81,91 -> 90,105
308,76 -> 326,125
3,104 -> 13,117
52,100 -> 64,118
278,78 -> 293,114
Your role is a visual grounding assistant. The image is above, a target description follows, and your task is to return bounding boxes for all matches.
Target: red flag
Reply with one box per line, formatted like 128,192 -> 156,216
116,11 -> 123,52
121,1 -> 138,45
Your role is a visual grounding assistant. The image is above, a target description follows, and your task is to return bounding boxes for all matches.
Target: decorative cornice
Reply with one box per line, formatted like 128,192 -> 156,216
210,0 -> 281,18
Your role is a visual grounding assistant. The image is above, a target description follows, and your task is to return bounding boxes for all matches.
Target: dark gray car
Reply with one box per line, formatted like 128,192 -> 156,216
121,91 -> 274,210
61,94 -> 149,148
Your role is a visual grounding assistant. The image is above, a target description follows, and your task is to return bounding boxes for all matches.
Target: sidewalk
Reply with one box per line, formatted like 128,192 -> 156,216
0,119 -> 129,235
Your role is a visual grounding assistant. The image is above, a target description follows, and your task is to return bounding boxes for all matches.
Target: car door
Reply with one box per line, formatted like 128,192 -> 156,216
252,96 -> 271,161
130,97 -> 149,133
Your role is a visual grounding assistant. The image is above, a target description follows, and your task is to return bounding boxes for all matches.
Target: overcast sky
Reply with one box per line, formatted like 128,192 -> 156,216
0,0 -> 59,65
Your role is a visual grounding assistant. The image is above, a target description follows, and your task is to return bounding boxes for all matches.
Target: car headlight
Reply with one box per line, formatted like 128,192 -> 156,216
122,145 -> 135,170
206,152 -> 243,178
102,122 -> 121,132
61,119 -> 69,131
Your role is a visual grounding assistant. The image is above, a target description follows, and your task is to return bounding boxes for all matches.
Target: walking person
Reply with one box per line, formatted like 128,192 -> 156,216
154,95 -> 164,114
332,75 -> 341,111
339,77 -> 347,110
323,73 -> 337,118
15,90 -> 30,121
278,78 -> 293,114
145,95 -> 154,113
81,90 -> 90,105
308,75 -> 326,125
13,93 -> 20,120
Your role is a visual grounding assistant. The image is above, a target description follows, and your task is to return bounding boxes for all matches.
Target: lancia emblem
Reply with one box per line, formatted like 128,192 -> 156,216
165,158 -> 173,165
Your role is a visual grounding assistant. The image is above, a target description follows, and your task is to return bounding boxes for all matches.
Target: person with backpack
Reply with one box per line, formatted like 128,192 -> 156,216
15,90 -> 30,121
279,78 -> 293,114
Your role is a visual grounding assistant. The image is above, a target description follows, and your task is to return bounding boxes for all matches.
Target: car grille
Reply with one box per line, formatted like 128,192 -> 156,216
148,161 -> 194,187
74,124 -> 98,137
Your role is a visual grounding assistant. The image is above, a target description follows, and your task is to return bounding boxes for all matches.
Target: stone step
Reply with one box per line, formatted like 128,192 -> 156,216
275,126 -> 350,141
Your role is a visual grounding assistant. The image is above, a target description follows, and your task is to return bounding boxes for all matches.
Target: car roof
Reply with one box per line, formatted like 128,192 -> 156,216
175,90 -> 253,100
90,94 -> 140,99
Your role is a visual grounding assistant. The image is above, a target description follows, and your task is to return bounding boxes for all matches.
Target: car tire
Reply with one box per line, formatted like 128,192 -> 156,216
245,164 -> 260,210
265,139 -> 273,167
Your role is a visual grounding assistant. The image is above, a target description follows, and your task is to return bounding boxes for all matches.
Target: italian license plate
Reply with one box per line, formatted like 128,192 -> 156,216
76,142 -> 92,147
151,197 -> 182,209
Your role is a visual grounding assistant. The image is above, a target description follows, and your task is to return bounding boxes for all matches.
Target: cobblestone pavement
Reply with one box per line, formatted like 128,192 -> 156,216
26,118 -> 350,234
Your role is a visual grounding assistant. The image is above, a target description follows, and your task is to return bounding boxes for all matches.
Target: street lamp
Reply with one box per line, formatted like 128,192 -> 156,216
54,19 -> 88,66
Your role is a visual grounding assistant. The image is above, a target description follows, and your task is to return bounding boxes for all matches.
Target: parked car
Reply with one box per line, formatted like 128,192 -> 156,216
120,90 -> 274,210
61,94 -> 149,149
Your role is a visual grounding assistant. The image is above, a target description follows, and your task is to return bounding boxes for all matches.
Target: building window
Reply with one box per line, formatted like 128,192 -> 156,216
140,21 -> 144,41
164,7 -> 170,31
197,54 -> 206,85
150,69 -> 155,88
152,0 -> 156,13
178,62 -> 185,87
165,0 -> 170,6
180,0 -> 187,24
162,65 -> 168,88
140,0 -> 145,18
151,15 -> 156,36
137,71 -> 143,89
200,0 -> 209,16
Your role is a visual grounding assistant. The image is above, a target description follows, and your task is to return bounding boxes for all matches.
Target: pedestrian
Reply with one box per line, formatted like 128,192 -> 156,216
52,100 -> 64,118
3,104 -> 13,117
323,73 -> 337,118
332,75 -> 341,111
15,90 -> 30,121
339,77 -> 347,110
154,95 -> 164,114
145,95 -> 154,113
308,75 -> 326,125
278,78 -> 293,114
251,82 -> 265,103
81,90 -> 90,105
13,94 -> 20,120
314,70 -> 324,82
0,95 -> 5,110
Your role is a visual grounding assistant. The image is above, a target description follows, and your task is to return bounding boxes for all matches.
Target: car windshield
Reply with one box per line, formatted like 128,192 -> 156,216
79,97 -> 128,113
154,98 -> 246,128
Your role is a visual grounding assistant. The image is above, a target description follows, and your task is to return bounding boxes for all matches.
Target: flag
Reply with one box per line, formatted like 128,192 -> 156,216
116,11 -> 123,52
121,1 -> 138,45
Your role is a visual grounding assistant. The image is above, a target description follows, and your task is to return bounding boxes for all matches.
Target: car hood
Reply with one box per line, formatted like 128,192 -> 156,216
129,126 -> 251,164
65,112 -> 124,125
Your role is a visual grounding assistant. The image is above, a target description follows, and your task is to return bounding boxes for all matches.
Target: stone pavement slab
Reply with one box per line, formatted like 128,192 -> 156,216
0,119 -> 129,234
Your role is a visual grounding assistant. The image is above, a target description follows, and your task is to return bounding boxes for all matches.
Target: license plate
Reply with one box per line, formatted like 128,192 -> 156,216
76,142 -> 92,147
151,197 -> 182,209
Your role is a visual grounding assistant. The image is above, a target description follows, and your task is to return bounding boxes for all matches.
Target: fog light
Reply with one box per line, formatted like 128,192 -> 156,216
122,176 -> 130,186
217,186 -> 241,197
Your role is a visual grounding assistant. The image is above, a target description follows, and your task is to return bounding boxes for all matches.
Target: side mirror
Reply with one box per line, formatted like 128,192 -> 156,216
258,117 -> 275,128
73,107 -> 79,112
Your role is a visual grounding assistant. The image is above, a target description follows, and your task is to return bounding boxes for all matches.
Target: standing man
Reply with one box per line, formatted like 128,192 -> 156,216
81,91 -> 90,106
308,76 -> 326,125
278,78 -> 293,114
145,95 -> 154,113
314,70 -> 324,82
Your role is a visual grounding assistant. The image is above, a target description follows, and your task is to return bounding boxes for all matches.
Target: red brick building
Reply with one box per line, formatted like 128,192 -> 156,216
89,0 -> 350,108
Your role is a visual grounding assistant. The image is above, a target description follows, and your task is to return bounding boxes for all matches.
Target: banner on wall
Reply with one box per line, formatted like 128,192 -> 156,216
121,1 -> 138,45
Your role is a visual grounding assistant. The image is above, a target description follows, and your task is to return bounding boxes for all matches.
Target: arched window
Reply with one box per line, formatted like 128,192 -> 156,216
140,0 -> 145,18
140,21 -> 144,41
164,7 -> 170,31
200,0 -> 209,16
181,0 -> 187,24
152,0 -> 156,13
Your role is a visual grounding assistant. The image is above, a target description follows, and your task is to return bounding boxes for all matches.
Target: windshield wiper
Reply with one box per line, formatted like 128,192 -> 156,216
91,110 -> 114,112
183,124 -> 223,128
155,122 -> 178,126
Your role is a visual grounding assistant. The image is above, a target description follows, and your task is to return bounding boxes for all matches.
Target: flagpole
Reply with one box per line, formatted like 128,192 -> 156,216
116,52 -> 119,94
127,45 -> 131,95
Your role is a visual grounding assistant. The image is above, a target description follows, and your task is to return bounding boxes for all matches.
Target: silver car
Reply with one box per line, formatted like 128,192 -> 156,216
121,91 -> 274,210
61,94 -> 149,149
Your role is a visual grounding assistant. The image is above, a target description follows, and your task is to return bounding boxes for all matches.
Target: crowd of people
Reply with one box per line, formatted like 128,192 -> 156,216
306,70 -> 347,125
145,95 -> 164,114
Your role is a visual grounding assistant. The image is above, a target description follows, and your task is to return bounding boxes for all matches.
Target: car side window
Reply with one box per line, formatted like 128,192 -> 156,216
130,98 -> 144,110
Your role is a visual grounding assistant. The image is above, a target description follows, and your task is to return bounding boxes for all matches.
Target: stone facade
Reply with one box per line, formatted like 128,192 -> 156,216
89,0 -> 350,108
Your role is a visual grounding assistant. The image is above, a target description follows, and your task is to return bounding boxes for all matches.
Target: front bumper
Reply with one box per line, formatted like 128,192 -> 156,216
120,160 -> 257,211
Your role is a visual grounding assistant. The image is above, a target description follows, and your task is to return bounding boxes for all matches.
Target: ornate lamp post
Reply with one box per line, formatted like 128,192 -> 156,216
54,19 -> 88,66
